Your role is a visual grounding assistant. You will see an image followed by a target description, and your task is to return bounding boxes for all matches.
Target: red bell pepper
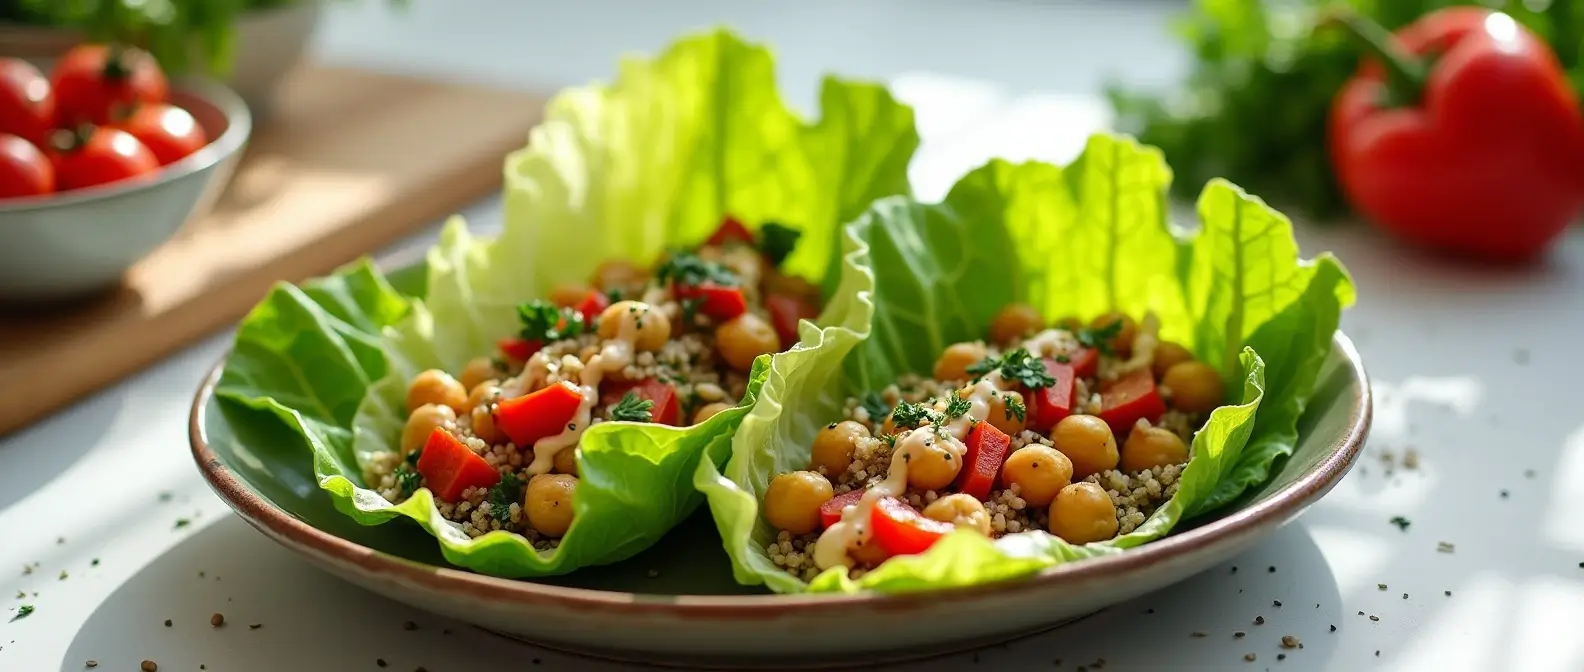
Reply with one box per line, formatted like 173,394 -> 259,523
497,337 -> 542,362
955,421 -> 1011,500
495,381 -> 585,446
415,428 -> 501,501
765,293 -> 818,347
1066,347 -> 1099,379
1027,359 -> 1078,433
819,489 -> 866,529
572,289 -> 611,320
706,215 -> 756,247
1097,368 -> 1166,435
870,496 -> 954,556
599,378 -> 681,426
674,281 -> 748,321
1327,8 -> 1584,262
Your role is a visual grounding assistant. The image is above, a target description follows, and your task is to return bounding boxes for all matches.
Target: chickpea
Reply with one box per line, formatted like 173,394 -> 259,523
401,404 -> 456,457
692,402 -> 734,425
470,404 -> 506,446
933,341 -> 988,382
716,312 -> 780,373
1000,445 -> 1073,507
988,303 -> 1045,345
1163,361 -> 1225,414
549,283 -> 594,308
1052,414 -> 1119,479
1049,482 -> 1119,544
466,381 -> 502,413
525,473 -> 578,537
905,439 -> 962,491
458,357 -> 499,394
591,259 -> 646,292
985,389 -> 1027,437
922,493 -> 992,535
1089,312 -> 1139,357
1151,341 -> 1195,379
552,446 -> 579,475
597,300 -> 672,352
811,421 -> 868,475
1121,426 -> 1189,473
406,369 -> 467,413
763,471 -> 834,535
1055,316 -> 1084,332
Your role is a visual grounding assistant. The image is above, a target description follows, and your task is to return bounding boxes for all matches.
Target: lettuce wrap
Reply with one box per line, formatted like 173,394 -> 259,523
696,133 -> 1355,594
216,29 -> 919,577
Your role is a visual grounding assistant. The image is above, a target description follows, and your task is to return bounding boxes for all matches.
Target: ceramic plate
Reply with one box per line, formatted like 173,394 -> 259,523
189,264 -> 1371,669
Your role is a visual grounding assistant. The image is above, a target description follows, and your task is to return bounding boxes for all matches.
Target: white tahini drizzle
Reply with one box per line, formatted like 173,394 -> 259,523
1111,311 -> 1161,376
811,373 -> 1006,570
522,308 -> 643,475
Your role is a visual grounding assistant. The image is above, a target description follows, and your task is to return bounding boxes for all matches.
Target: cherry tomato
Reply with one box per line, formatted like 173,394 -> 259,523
50,127 -> 158,192
51,44 -> 168,126
116,103 -> 206,165
0,133 -> 53,198
0,58 -> 53,147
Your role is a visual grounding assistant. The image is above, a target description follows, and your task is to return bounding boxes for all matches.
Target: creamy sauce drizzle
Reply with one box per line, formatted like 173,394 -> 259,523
811,373 -> 1005,569
1112,312 -> 1161,376
522,309 -> 642,475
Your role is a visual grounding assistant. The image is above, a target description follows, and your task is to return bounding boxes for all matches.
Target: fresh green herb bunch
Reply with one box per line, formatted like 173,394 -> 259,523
1107,0 -> 1581,220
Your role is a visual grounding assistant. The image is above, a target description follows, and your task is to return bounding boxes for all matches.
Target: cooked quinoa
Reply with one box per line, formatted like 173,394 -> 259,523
762,308 -> 1224,579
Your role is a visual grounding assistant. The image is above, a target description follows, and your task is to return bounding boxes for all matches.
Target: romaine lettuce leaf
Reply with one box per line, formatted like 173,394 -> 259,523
703,133 -> 1352,593
217,29 -> 919,577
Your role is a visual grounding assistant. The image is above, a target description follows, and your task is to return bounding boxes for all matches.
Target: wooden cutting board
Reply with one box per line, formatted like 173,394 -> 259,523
0,65 -> 546,437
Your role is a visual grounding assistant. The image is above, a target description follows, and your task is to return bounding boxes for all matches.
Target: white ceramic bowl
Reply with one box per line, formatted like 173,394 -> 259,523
0,79 -> 251,302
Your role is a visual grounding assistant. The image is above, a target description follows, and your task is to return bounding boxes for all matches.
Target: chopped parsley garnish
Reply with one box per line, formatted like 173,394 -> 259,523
889,401 -> 941,431
610,391 -> 655,423
967,348 -> 1055,389
757,221 -> 802,267
604,287 -> 625,303
880,433 -> 898,448
1075,319 -> 1124,355
487,473 -> 524,523
943,392 -> 972,420
405,445 -> 423,467
516,300 -> 588,342
394,464 -> 422,498
655,250 -> 738,287
1004,394 -> 1027,422
1389,516 -> 1411,532
11,604 -> 33,621
859,391 -> 893,424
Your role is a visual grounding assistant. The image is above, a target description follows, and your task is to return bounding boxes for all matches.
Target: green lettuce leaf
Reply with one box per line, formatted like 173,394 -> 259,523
703,133 -> 1352,593
217,28 -> 919,578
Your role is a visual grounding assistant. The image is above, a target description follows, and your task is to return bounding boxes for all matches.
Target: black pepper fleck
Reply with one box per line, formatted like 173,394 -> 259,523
1278,654 -> 1286,661
402,620 -> 418,631
1234,631 -> 1246,638
377,660 -> 387,668
164,619 -> 171,627
1268,566 -> 1276,573
1254,616 -> 1265,625
1330,624 -> 1337,632
1273,600 -> 1282,607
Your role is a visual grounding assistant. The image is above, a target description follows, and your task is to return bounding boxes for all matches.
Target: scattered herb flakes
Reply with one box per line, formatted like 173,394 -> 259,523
1402,449 -> 1420,469
1273,600 -> 1282,607
210,612 -> 224,627
1389,516 -> 1411,532
158,491 -> 173,503
1437,541 -> 1456,554
1330,625 -> 1337,632
1378,583 -> 1388,591
164,619 -> 172,627
1267,566 -> 1276,573
1445,590 -> 1453,596
1233,631 -> 1246,639
1243,653 -> 1256,662
1278,653 -> 1287,660
1230,566 -> 1238,574
1191,631 -> 1208,638
1254,616 -> 1265,625
609,390 -> 656,423
1500,490 -> 1510,499
173,518 -> 191,530
90,558 -> 99,567
1403,593 -> 1409,600
249,623 -> 262,630
11,604 -> 34,621
402,620 -> 418,631
140,661 -> 157,672
1281,636 -> 1300,649
58,570 -> 68,581
1369,615 -> 1381,622
377,660 -> 388,668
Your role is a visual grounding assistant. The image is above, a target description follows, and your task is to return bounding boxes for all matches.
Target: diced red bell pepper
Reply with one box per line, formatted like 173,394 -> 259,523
819,489 -> 867,530
954,421 -> 1011,500
674,281 -> 748,321
495,380 -> 586,447
706,215 -> 756,247
415,428 -> 502,502
1066,347 -> 1099,379
870,496 -> 955,557
1098,368 -> 1167,435
599,378 -> 681,426
497,337 -> 543,362
572,289 -> 611,320
766,293 -> 818,348
1027,359 -> 1078,433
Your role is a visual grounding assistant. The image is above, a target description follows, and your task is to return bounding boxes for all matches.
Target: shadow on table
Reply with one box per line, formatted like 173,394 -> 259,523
0,368 -> 124,511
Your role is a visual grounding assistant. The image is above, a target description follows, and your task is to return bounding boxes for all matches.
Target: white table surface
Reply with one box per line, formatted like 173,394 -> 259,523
5,1 -> 1584,670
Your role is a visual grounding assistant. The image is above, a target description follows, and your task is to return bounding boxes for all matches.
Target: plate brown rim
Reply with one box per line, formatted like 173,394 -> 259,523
189,332 -> 1370,619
